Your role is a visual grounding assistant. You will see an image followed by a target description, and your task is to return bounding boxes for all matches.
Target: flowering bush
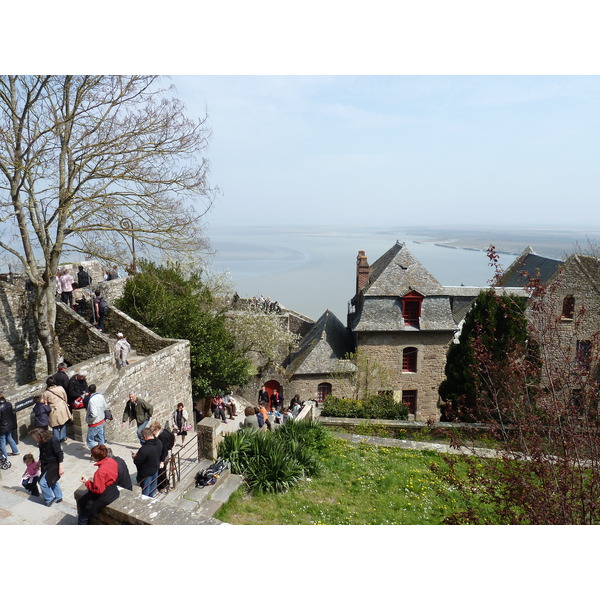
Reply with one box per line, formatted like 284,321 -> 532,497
321,395 -> 409,420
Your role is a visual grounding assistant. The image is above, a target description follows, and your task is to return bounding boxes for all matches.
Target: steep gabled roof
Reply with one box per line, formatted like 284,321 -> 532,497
499,246 -> 564,288
363,241 -> 446,297
286,309 -> 355,376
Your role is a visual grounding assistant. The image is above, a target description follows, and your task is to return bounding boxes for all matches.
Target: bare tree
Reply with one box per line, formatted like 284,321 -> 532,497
0,76 -> 215,373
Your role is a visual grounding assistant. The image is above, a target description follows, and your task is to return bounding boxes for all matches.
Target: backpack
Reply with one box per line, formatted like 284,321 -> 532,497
98,296 -> 109,315
194,458 -> 230,487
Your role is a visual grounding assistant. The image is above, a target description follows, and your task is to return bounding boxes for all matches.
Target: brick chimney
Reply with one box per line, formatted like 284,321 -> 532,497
356,250 -> 370,296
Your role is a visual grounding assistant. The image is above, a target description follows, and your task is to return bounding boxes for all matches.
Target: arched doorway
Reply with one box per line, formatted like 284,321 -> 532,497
317,382 -> 332,404
263,379 -> 282,411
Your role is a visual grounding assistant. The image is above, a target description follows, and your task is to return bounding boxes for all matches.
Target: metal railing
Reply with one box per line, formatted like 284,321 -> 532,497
167,433 -> 199,492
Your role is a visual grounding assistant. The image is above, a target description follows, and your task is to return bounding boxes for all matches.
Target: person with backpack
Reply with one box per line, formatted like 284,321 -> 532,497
93,290 -> 108,332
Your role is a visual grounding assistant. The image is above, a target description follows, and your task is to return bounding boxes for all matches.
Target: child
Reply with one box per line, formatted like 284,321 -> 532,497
21,454 -> 40,496
32,395 -> 51,429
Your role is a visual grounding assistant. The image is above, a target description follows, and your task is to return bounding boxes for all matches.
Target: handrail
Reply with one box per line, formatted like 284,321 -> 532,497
167,433 -> 199,492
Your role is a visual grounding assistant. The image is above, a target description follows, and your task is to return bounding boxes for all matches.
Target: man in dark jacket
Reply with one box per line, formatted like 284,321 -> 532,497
132,428 -> 162,497
121,393 -> 153,444
53,363 -> 69,391
150,421 -> 174,493
107,447 -> 133,490
0,395 -> 19,459
66,371 -> 89,410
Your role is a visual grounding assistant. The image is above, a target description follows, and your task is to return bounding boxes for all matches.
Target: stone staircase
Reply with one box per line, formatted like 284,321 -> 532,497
160,458 -> 244,520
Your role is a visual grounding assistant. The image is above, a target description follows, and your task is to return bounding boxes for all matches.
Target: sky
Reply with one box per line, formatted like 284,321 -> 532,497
171,75 -> 600,231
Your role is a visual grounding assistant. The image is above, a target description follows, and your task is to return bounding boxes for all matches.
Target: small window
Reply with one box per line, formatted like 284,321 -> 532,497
576,340 -> 592,371
402,390 -> 417,414
402,347 -> 418,372
402,292 -> 423,328
562,295 -> 575,319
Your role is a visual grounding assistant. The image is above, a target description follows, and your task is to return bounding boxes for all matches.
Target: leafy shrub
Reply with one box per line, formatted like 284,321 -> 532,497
218,420 -> 331,493
321,395 -> 409,420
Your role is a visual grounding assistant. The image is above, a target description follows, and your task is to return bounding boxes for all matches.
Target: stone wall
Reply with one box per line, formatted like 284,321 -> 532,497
0,276 -> 45,388
356,330 -> 454,422
55,302 -> 111,365
102,339 -> 193,445
4,353 -> 115,441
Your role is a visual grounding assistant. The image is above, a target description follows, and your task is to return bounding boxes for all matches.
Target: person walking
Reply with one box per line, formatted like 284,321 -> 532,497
171,402 -> 190,447
58,269 -> 75,306
114,333 -> 131,370
85,384 -> 107,449
93,290 -> 108,332
76,264 -> 92,289
41,377 -> 72,443
132,428 -> 161,497
31,427 -> 64,506
121,392 -> 153,444
0,395 -> 19,459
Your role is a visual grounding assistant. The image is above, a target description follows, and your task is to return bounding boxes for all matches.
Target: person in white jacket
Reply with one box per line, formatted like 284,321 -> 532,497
114,333 -> 131,370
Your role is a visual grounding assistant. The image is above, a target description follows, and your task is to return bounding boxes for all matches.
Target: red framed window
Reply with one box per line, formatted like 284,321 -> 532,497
402,292 -> 423,327
562,295 -> 575,319
402,390 -> 417,415
317,382 -> 332,403
402,347 -> 418,372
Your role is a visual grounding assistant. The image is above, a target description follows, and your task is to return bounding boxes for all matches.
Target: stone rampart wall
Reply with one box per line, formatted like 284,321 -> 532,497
103,339 -> 193,445
0,276 -> 44,388
55,302 -> 111,365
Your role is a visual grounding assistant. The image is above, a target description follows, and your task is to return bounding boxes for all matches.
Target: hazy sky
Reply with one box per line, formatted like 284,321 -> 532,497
171,75 -> 600,231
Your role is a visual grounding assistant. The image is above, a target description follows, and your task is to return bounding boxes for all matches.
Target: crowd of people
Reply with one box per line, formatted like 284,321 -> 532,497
0,359 -> 194,523
250,295 -> 282,313
54,264 -> 117,333
239,387 -> 306,430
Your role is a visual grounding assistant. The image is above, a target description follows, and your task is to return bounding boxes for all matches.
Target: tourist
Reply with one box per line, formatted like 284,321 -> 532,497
132,428 -> 162,498
258,402 -> 272,430
32,395 -> 51,429
149,421 -> 174,493
93,290 -> 108,332
53,362 -> 70,391
66,370 -> 89,410
31,427 -> 64,507
242,405 -> 260,429
254,406 -> 265,428
21,454 -> 41,496
85,384 -> 107,449
281,407 -> 293,423
114,332 -> 131,370
107,447 -> 133,490
270,389 -> 282,412
0,394 -> 19,459
77,265 -> 92,288
58,269 -> 75,306
121,392 -> 154,444
41,376 -> 72,443
171,402 -> 190,447
77,444 -> 119,524
258,385 -> 269,405
210,395 -> 227,423
222,392 -> 237,418
107,265 -> 119,280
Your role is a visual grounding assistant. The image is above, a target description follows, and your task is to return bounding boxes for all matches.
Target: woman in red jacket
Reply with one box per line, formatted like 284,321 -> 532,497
77,444 -> 120,525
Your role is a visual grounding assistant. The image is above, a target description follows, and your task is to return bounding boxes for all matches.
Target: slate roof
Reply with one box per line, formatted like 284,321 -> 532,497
352,242 -> 455,332
363,241 -> 446,297
499,246 -> 564,288
286,309 -> 356,376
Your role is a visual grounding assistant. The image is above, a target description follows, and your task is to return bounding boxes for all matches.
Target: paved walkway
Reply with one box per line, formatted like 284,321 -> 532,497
0,407 -> 249,525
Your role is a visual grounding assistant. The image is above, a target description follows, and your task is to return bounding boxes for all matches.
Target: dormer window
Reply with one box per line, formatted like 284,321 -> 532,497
562,295 -> 575,320
402,292 -> 423,328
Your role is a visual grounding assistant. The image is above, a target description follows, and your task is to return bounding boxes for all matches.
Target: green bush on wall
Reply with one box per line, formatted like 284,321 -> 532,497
321,395 -> 409,420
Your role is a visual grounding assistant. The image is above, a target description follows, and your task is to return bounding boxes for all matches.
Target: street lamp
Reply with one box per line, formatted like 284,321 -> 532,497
120,218 -> 137,274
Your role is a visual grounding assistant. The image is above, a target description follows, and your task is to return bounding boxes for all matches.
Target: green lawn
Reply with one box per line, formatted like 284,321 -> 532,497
215,437 -> 475,525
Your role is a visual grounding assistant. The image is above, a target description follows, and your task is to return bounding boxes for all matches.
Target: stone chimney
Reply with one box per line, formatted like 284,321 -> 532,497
356,250 -> 370,296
